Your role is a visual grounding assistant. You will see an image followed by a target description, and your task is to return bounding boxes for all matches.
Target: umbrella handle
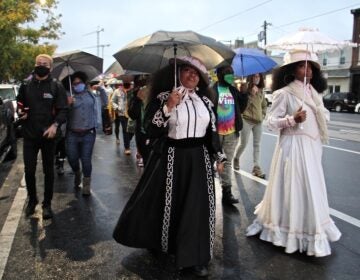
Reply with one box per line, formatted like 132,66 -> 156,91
173,44 -> 177,88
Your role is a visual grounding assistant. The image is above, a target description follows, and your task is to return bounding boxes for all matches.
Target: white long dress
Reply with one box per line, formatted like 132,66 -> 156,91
246,80 -> 341,257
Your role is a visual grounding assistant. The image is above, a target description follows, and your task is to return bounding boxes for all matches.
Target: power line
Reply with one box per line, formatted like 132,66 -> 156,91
243,3 -> 360,39
197,0 -> 273,32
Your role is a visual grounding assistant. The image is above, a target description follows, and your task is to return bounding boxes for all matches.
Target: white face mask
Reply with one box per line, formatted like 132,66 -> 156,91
253,77 -> 260,85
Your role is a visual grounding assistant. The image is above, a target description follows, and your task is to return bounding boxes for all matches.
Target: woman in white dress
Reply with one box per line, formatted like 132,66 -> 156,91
246,50 -> 341,257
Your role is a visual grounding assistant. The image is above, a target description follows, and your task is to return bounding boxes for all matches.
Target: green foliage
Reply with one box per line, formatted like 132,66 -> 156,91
0,0 -> 63,82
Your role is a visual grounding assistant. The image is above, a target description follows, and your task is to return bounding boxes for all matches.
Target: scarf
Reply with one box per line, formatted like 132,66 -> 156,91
287,81 -> 329,144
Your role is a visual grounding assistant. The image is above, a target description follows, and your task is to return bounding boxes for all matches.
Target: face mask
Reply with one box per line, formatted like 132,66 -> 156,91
73,83 -> 86,93
34,65 -> 50,78
253,77 -> 260,85
224,74 -> 234,85
123,83 -> 131,89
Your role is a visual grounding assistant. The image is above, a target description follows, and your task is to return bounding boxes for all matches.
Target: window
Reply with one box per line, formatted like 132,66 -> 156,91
334,85 -> 341,92
328,85 -> 333,93
323,58 -> 327,66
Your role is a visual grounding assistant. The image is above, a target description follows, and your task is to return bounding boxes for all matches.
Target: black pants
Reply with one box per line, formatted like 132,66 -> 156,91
23,137 -> 56,207
114,116 -> 133,149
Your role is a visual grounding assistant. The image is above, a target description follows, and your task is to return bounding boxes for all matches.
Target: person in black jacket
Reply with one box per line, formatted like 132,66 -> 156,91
212,65 -> 248,205
17,54 -> 68,219
127,75 -> 151,165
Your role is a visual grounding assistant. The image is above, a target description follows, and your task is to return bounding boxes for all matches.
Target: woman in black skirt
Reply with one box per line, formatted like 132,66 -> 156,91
113,56 -> 226,277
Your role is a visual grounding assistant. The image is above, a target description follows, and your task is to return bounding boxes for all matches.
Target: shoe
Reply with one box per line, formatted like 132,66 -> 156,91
252,165 -> 265,179
137,158 -> 144,167
74,170 -> 82,188
124,149 -> 131,155
25,201 -> 37,216
190,265 -> 209,277
42,205 -> 53,219
222,189 -> 239,205
233,158 -> 240,170
82,177 -> 91,196
116,139 -> 120,145
57,166 -> 64,176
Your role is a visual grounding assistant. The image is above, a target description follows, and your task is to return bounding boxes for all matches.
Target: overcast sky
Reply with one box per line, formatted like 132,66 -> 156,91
48,0 -> 360,70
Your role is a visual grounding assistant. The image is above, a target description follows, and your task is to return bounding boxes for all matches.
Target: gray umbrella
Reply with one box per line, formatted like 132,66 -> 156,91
52,50 -> 103,81
104,61 -> 146,78
113,30 -> 235,75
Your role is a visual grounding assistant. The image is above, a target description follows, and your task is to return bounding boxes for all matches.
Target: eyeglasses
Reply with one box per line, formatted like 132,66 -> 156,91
181,67 -> 199,76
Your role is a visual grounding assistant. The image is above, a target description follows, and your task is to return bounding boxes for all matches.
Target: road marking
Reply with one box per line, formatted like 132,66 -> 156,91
234,169 -> 360,229
0,187 -> 27,280
263,132 -> 360,155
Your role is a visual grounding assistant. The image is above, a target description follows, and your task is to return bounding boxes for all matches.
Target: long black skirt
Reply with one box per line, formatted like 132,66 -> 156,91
113,139 -> 216,268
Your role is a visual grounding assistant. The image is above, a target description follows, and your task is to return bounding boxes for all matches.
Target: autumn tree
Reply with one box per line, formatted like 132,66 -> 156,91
0,0 -> 63,82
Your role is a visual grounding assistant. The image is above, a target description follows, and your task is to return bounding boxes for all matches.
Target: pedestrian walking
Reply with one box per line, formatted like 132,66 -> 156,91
17,54 -> 68,219
127,75 -> 151,165
246,50 -> 341,257
233,73 -> 267,178
65,71 -> 107,196
112,80 -> 134,154
211,65 -> 248,205
113,56 -> 226,277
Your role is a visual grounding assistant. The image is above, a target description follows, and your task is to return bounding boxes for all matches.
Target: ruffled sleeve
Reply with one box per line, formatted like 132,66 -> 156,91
266,89 -> 296,131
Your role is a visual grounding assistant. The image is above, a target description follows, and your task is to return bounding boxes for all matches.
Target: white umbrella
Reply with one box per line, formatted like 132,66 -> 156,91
266,27 -> 357,53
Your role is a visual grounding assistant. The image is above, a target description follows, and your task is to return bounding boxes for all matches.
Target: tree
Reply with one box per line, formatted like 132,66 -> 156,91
0,0 -> 63,82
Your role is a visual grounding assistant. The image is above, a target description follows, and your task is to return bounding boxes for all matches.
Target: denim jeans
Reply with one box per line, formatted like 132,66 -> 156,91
66,130 -> 96,177
218,132 -> 238,189
234,119 -> 263,167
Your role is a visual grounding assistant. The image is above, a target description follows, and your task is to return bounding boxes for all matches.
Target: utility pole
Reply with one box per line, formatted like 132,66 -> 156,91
83,26 -> 105,57
260,20 -> 272,54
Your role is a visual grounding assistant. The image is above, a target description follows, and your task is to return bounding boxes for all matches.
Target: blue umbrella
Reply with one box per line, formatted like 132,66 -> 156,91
231,48 -> 277,77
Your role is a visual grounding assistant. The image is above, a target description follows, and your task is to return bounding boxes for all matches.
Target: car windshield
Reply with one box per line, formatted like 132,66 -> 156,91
0,88 -> 16,100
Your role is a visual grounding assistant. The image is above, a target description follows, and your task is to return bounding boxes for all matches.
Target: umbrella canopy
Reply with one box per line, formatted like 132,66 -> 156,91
113,30 -> 235,73
52,50 -> 103,81
231,48 -> 277,77
104,61 -> 146,78
265,27 -> 357,53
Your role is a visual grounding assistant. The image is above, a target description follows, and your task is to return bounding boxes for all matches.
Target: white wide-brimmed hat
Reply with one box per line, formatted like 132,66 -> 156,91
170,56 -> 209,85
281,50 -> 320,69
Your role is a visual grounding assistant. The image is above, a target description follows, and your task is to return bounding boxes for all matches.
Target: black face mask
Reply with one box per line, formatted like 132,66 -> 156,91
34,65 -> 50,77
123,82 -> 131,89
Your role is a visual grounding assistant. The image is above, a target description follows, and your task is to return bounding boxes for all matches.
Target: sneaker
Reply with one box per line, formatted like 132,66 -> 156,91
42,205 -> 53,219
233,158 -> 240,170
116,139 -> 120,145
25,201 -> 37,216
137,158 -> 144,167
124,149 -> 131,155
252,165 -> 265,179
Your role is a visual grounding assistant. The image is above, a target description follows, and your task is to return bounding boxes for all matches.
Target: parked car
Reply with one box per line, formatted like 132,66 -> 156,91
355,103 -> 360,113
264,89 -> 273,106
322,92 -> 358,112
0,84 -> 18,161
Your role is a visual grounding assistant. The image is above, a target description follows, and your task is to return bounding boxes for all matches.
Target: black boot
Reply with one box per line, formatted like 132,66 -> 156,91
222,188 -> 239,205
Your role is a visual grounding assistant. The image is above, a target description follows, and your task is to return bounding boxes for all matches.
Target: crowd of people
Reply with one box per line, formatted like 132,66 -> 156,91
17,50 -> 341,277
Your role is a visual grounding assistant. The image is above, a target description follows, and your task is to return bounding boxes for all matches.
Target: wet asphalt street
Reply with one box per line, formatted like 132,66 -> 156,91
0,115 -> 359,280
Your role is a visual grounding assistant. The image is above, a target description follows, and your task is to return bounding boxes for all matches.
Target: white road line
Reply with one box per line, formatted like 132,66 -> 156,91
235,169 -> 360,229
263,132 -> 360,155
0,187 -> 27,280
